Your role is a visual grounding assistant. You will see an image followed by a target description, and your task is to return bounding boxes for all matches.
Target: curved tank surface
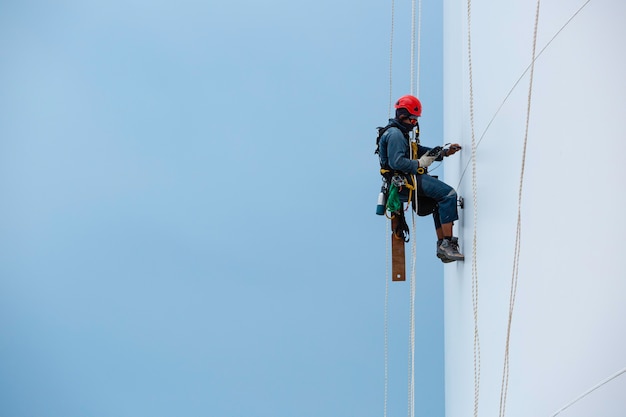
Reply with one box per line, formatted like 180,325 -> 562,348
442,0 -> 626,416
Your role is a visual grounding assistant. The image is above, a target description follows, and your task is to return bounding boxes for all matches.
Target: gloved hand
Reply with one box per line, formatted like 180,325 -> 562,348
418,154 -> 436,168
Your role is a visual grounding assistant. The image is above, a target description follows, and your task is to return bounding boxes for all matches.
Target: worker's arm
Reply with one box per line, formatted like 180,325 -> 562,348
386,130 -> 419,174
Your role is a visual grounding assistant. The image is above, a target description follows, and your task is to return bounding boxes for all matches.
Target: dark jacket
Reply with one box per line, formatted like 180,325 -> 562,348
378,118 -> 442,175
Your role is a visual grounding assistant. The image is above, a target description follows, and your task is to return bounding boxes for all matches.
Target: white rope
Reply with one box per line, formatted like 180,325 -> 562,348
550,366 -> 626,417
387,0 -> 396,119
382,136 -> 390,417
416,0 -> 422,98
408,210 -> 417,417
383,1 -> 395,417
466,0 -> 482,416
407,0 -> 421,416
455,0 -> 591,191
498,2 -> 541,417
410,0 -> 416,96
383,0 -> 422,414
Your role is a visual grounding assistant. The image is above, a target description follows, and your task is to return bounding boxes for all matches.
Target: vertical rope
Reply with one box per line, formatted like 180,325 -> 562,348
407,1 -> 421,417
383,2 -> 395,417
408,7 -> 418,416
407,216 -> 417,408
466,0 -> 481,416
388,0 -> 396,118
416,0 -> 422,97
406,0 -> 417,414
498,2 -> 541,417
410,0 -> 416,96
384,221 -> 390,417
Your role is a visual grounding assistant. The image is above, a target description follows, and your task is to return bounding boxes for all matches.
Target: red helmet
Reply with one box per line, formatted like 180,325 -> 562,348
394,95 -> 422,117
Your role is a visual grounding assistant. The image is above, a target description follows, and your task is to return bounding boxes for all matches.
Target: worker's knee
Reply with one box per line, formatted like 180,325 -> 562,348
439,189 -> 459,223
445,188 -> 457,201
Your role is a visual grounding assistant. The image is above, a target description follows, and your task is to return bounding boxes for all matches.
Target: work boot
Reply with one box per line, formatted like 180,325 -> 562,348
436,240 -> 455,263
437,237 -> 465,262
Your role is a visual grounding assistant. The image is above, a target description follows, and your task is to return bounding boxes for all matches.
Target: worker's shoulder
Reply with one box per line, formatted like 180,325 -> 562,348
384,127 -> 408,145
380,125 -> 403,139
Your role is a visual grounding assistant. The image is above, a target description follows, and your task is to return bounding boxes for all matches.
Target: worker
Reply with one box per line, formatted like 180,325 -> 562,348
377,94 -> 464,262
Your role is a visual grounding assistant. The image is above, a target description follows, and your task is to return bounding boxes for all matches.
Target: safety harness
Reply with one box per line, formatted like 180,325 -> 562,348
375,123 -> 420,242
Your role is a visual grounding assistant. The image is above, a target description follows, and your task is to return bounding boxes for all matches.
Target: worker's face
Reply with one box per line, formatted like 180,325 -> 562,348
407,115 -> 419,128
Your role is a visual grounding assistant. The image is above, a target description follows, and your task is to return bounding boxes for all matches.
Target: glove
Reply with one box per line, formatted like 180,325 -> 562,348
418,153 -> 436,168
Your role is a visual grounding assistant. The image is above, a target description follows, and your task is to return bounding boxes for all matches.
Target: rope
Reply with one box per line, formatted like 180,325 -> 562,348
416,0 -> 422,97
382,155 -> 389,417
382,0 -> 422,414
383,1 -> 395,415
407,1 -> 421,416
455,0 -> 591,191
387,0 -> 396,119
550,366 -> 626,417
410,0 -> 415,95
466,0 -> 482,416
408,208 -> 417,417
498,2 -> 541,417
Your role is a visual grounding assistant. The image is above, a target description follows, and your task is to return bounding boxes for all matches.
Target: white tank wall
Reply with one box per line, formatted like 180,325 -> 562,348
442,1 -> 626,416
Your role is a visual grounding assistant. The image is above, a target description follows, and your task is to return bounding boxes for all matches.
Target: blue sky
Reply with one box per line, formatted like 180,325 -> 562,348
0,1 -> 444,416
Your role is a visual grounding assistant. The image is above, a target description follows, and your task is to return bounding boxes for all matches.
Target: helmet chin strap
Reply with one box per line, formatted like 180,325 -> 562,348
413,120 -> 420,143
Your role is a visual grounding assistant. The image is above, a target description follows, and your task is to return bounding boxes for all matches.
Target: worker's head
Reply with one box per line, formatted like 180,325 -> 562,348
395,95 -> 422,129
395,95 -> 422,117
